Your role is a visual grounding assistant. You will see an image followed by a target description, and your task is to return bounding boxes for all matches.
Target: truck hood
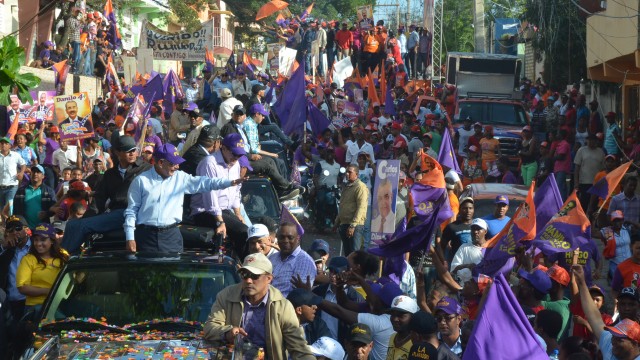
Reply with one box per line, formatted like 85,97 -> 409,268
491,126 -> 522,139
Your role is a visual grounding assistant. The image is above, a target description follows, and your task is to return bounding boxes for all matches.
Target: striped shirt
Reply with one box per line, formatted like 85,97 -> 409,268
68,17 -> 82,42
268,246 -> 316,297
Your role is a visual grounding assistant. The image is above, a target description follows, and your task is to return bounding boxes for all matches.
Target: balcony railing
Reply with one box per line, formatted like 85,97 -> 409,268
213,26 -> 233,54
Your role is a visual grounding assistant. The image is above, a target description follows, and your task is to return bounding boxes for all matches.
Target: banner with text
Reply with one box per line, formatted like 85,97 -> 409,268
140,19 -> 214,61
371,160 -> 400,244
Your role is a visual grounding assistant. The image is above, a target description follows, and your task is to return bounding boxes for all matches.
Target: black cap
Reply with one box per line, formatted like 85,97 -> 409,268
252,84 -> 266,94
197,125 -> 222,142
327,256 -> 349,272
233,105 -> 246,115
287,288 -> 322,307
348,323 -> 373,344
408,310 -> 437,335
407,342 -> 438,360
5,215 -> 26,228
115,135 -> 137,152
618,287 -> 640,302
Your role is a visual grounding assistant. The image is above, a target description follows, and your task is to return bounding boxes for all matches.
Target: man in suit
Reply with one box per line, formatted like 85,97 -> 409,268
7,95 -> 21,124
59,100 -> 93,135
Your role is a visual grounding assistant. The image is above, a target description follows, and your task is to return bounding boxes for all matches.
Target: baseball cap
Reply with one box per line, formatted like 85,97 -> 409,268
327,256 -> 349,273
606,111 -> 616,118
485,125 -> 494,133
143,145 -> 154,154
49,126 -> 59,133
495,195 -> 509,205
33,223 -> 54,238
238,155 -> 253,171
233,105 -> 246,115
69,180 -> 88,191
605,154 -> 617,161
547,264 -> 570,287
0,137 -> 11,144
247,224 -> 269,240
470,218 -> 488,231
408,310 -> 437,335
249,103 -> 269,116
252,84 -> 266,94
221,133 -> 247,156
348,323 -> 373,344
184,102 -> 198,112
240,252 -> 273,275
540,141 -> 549,148
459,197 -> 474,206
611,210 -> 624,221
373,282 -> 403,308
220,88 -> 233,98
518,269 -> 552,294
391,122 -> 403,130
308,337 -> 345,360
116,135 -> 137,152
287,288 -> 322,307
473,122 -> 482,127
388,295 -> 419,314
310,239 -> 330,255
31,165 -> 45,174
435,296 -> 463,315
6,215 -> 26,228
422,132 -> 433,139
606,319 -> 640,343
197,125 -> 222,142
618,287 -> 640,302
407,342 -> 438,360
589,284 -> 605,298
154,143 -> 186,165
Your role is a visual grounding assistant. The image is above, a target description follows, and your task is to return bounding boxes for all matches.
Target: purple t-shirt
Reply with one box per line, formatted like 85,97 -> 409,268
143,134 -> 163,150
44,138 -> 60,166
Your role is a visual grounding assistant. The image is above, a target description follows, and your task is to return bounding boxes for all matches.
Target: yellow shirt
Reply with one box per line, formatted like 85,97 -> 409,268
480,138 -> 500,161
16,254 -> 64,305
386,333 -> 413,360
337,179 -> 369,226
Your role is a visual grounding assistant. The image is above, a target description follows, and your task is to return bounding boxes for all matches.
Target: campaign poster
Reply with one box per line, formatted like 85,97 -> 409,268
330,100 -> 361,129
371,160 -> 400,244
26,91 -> 56,123
279,47 -> 298,77
54,92 -> 94,142
357,5 -> 374,30
266,43 -> 281,71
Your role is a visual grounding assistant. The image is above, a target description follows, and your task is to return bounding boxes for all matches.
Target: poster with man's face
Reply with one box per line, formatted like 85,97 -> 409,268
371,160 -> 400,245
54,92 -> 94,142
24,91 -> 56,123
266,43 -> 281,71
357,5 -> 374,30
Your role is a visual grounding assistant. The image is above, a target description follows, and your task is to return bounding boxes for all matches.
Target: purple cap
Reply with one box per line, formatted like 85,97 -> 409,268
184,102 -> 199,111
222,133 -> 247,156
44,40 -> 54,48
518,269 -> 552,294
33,223 -> 54,238
250,103 -> 269,116
372,282 -> 403,308
238,155 -> 253,171
495,195 -> 509,205
434,296 -> 463,315
154,144 -> 185,165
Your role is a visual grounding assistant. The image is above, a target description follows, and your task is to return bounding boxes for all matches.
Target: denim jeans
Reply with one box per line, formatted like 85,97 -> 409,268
339,224 -> 364,256
363,202 -> 372,250
83,45 -> 96,76
555,171 -> 568,201
62,209 -> 125,254
0,186 -> 18,216
71,41 -> 82,72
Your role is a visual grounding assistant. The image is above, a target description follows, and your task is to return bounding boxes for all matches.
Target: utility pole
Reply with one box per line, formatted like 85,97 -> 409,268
473,0 -> 486,52
407,0 -> 411,26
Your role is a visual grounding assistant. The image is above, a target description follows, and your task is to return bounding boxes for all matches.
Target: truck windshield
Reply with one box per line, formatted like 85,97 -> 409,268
457,101 -> 527,126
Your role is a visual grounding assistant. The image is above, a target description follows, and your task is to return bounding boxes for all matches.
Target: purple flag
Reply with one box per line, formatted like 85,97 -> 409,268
129,75 -> 163,104
123,95 -> 146,137
274,59 -> 307,136
534,174 -> 563,235
410,183 -> 452,221
384,88 -> 396,116
369,204 -> 442,257
209,110 -> 217,126
437,129 -> 462,175
307,101 -> 330,136
290,160 -> 301,186
280,205 -> 304,237
163,69 -> 184,114
264,82 -> 275,105
462,273 -> 548,360
225,52 -> 236,75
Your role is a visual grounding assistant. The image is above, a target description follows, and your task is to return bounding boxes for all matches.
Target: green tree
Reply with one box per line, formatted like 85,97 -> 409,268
442,0 -> 474,55
523,0 -> 586,89
0,37 -> 41,106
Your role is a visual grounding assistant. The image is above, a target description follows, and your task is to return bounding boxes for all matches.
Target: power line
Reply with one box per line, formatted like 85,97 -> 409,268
570,0 -> 639,18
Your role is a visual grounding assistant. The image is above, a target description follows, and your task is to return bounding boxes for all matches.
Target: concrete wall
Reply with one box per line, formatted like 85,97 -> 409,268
586,0 -> 638,66
19,66 -> 103,101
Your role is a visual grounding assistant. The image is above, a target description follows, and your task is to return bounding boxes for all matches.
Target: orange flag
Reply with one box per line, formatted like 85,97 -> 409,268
588,161 -> 632,202
367,68 -> 380,105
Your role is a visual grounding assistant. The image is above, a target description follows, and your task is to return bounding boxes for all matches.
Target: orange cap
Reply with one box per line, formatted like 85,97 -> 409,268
547,264 -> 570,287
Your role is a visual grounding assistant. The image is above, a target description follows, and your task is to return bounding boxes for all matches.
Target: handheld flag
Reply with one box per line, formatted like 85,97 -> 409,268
225,52 -> 236,75
414,153 -> 445,189
462,273 -> 548,360
5,109 -> 20,142
242,52 -> 257,80
531,190 -> 591,255
437,129 -> 462,175
273,59 -> 307,136
534,173 -> 563,234
380,61 -> 386,105
52,60 -> 70,96
384,87 -> 396,116
290,160 -> 301,186
205,47 -> 215,72
104,0 -> 122,49
306,100 -> 330,136
588,161 -> 632,201
367,68 -> 380,105
163,69 -> 184,114
280,205 -> 304,236
122,95 -> 146,137
477,182 -> 536,276
300,2 -> 314,20
129,74 -> 163,103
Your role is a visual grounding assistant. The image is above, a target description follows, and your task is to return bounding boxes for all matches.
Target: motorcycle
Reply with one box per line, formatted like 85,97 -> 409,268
312,167 -> 346,231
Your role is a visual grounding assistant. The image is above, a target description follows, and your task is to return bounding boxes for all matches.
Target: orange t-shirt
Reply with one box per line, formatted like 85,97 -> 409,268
480,138 -> 500,161
363,34 -> 380,53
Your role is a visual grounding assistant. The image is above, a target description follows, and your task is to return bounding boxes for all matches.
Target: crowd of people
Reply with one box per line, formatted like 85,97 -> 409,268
4,5 -> 640,359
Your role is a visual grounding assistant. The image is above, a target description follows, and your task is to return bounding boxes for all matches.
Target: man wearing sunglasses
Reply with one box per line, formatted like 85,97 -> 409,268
204,252 -> 315,359
0,216 -> 31,329
191,133 -> 249,258
62,135 -> 151,254
125,143 -> 244,253
434,296 -> 464,357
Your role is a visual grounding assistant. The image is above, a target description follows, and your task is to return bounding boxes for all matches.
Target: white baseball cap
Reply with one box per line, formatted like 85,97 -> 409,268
247,224 -> 269,240
388,295 -> 419,314
308,337 -> 345,360
471,218 -> 488,231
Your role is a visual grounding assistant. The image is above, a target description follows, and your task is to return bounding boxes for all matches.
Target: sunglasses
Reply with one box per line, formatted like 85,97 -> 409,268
6,226 -> 24,232
55,229 -> 64,235
435,315 -> 457,323
238,271 -> 262,281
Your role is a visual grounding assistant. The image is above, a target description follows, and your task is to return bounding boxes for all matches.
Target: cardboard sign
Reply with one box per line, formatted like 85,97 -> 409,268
140,19 -> 215,61
54,92 -> 94,142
